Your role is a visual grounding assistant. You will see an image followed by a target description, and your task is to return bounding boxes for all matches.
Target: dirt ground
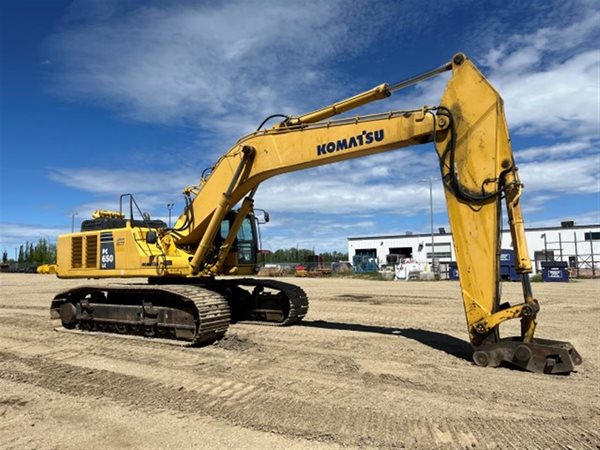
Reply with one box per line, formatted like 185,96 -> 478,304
0,274 -> 598,449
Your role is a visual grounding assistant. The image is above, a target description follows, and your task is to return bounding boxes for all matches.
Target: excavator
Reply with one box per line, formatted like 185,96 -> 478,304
50,53 -> 581,375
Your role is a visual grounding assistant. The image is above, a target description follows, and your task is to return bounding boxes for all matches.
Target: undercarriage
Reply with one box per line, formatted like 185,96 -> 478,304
50,279 -> 309,346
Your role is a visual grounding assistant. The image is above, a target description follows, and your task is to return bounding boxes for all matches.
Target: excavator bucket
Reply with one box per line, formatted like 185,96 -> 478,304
473,338 -> 582,374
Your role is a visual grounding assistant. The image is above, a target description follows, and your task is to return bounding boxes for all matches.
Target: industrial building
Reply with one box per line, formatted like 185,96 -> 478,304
348,221 -> 600,276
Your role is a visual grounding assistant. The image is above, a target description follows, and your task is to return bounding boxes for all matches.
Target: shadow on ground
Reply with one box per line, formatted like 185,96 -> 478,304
299,320 -> 473,361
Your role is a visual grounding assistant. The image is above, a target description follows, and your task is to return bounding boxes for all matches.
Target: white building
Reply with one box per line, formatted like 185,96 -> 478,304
348,222 -> 600,275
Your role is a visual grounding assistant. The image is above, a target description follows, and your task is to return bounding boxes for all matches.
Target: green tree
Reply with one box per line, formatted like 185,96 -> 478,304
32,238 -> 47,263
259,247 -> 348,265
1,250 -> 7,263
32,238 -> 56,264
321,251 -> 349,263
28,242 -> 35,263
23,241 -> 30,263
13,239 -> 57,265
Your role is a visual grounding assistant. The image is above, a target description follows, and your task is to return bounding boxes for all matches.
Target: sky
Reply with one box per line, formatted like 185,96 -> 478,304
0,0 -> 599,256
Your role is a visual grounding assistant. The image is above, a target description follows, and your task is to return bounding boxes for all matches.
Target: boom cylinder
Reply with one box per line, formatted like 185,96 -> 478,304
190,147 -> 255,273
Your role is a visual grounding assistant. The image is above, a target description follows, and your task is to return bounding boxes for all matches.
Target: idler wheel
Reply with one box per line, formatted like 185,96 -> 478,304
59,303 -> 77,328
515,345 -> 533,362
473,350 -> 490,367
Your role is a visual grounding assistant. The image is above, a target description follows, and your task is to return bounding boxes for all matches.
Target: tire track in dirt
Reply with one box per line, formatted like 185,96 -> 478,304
1,351 -> 598,450
1,305 -> 596,423
2,275 -> 599,449
6,314 -> 588,424
230,324 -> 598,424
0,304 -> 47,311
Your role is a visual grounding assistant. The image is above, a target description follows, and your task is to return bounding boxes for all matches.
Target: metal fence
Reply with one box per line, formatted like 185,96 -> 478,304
538,231 -> 598,278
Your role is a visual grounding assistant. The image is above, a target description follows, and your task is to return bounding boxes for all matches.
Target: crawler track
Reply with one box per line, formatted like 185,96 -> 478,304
50,284 -> 230,345
49,278 -> 309,345
213,278 -> 309,326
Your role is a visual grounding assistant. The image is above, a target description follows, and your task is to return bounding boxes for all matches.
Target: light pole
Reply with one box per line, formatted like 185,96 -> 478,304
540,233 -> 547,261
167,203 -> 174,227
71,212 -> 79,233
419,178 -> 435,271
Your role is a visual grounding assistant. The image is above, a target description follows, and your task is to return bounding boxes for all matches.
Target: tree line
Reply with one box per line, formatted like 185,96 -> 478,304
259,248 -> 348,264
2,238 -> 57,265
1,241 -> 346,266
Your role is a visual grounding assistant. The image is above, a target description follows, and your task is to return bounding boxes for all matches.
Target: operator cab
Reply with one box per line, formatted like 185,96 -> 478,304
220,212 -> 258,265
217,209 -> 268,274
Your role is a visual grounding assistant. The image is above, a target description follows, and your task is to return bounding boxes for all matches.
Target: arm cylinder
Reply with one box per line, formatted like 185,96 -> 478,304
284,83 -> 390,127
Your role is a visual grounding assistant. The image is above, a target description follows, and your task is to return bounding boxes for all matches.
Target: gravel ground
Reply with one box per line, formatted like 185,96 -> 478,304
0,273 -> 598,449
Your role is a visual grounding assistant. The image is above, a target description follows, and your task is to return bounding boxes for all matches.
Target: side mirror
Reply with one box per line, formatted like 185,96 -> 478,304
146,230 -> 158,244
253,208 -> 270,224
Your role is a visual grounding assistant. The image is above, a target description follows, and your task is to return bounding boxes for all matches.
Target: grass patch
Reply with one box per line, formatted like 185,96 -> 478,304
333,272 -> 386,281
529,274 -> 543,282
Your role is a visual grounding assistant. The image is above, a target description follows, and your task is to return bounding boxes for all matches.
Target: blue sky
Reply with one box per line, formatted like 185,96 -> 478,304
1,0 -> 599,255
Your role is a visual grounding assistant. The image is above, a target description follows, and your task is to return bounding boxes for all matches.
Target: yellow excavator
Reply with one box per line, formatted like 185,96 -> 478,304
50,54 -> 581,374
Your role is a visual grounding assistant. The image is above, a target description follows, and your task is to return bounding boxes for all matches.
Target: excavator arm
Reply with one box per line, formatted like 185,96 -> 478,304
168,54 -> 581,374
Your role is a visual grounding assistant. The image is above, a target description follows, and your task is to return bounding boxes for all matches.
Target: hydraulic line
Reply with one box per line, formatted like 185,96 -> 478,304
388,59 -> 454,93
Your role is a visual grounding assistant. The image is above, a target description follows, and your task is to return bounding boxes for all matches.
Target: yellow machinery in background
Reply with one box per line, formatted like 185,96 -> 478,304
37,264 -> 57,274
50,54 -> 581,374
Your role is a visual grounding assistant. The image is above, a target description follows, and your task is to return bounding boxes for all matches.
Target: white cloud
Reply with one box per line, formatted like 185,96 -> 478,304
388,12 -> 600,138
513,138 -> 600,196
49,146 -> 445,217
520,194 -> 557,215
514,139 -> 597,162
524,210 -> 600,229
45,167 -> 199,228
49,138 -> 598,221
482,13 -> 600,137
495,50 -> 599,136
260,216 -> 380,252
0,222 -> 69,250
256,172 -> 445,215
46,0 -> 397,143
519,154 -> 600,194
48,167 -> 199,195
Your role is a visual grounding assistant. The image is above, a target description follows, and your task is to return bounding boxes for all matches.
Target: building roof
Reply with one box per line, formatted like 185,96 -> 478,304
347,223 -> 600,241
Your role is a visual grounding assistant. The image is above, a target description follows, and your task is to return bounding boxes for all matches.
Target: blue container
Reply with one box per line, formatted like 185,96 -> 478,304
500,250 -> 515,265
450,251 -> 520,281
448,262 -> 459,280
499,250 -> 520,281
541,261 -> 569,282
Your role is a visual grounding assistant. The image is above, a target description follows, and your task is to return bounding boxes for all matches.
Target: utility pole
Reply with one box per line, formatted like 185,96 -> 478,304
574,231 -> 579,278
420,178 -> 435,271
71,212 -> 78,233
428,178 -> 435,271
590,233 -> 596,277
541,233 -> 547,261
167,203 -> 174,227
